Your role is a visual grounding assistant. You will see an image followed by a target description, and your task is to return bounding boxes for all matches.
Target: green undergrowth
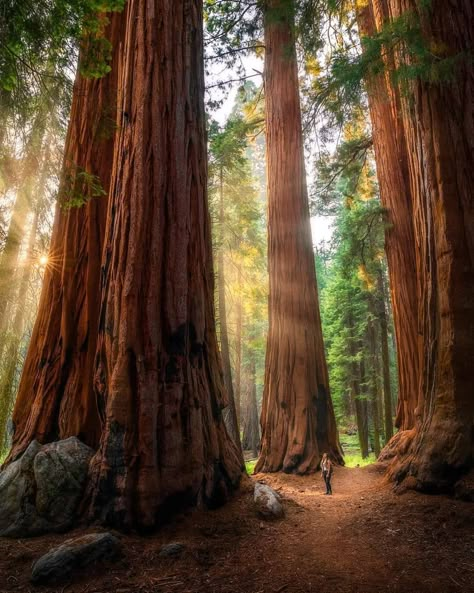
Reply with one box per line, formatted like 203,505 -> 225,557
245,459 -> 257,475
344,452 -> 377,468
340,429 -> 377,468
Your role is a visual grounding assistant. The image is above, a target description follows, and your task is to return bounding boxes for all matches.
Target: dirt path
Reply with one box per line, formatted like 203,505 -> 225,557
1,464 -> 473,593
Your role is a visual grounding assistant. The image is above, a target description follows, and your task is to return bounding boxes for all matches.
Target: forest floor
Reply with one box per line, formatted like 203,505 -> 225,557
1,463 -> 473,593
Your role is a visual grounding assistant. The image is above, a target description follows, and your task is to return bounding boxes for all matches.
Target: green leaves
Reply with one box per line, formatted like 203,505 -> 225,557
0,0 -> 125,102
79,37 -> 113,78
58,163 -> 106,209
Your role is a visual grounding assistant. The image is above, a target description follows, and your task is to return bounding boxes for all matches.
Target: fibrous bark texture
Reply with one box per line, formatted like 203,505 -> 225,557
256,0 -> 343,474
6,13 -> 125,462
357,0 -> 419,432
85,0 -> 243,531
370,0 -> 474,490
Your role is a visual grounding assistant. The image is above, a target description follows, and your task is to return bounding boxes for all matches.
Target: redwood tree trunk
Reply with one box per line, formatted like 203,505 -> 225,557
85,0 -> 243,531
357,0 -> 419,433
6,12 -> 125,462
256,0 -> 342,474
381,0 -> 474,490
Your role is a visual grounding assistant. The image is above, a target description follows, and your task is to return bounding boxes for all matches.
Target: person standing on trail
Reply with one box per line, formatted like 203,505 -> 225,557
321,453 -> 333,495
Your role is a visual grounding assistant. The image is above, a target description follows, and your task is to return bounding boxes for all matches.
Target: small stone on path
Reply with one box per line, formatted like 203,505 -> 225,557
158,543 -> 186,558
254,482 -> 284,520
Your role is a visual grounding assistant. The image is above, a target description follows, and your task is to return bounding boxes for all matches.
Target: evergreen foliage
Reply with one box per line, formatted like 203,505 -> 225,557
208,87 -> 268,453
316,117 -> 397,455
0,0 -> 125,98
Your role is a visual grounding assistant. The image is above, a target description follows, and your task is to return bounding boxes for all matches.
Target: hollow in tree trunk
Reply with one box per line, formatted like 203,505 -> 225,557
256,0 -> 342,474
85,0 -> 243,531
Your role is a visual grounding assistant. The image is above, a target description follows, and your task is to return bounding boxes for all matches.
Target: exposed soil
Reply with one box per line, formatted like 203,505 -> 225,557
1,464 -> 473,593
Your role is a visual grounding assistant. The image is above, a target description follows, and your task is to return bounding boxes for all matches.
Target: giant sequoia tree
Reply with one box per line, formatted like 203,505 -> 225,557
362,0 -> 474,490
256,0 -> 342,473
6,0 -> 243,531
84,0 -> 243,529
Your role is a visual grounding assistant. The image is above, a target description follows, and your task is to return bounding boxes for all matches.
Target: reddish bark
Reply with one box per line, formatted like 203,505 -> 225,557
6,12 -> 125,462
85,0 -> 243,531
379,0 -> 474,489
256,0 -> 342,474
357,0 -> 419,432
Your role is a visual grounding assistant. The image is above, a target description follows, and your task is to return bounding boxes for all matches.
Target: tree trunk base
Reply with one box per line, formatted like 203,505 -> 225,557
255,454 -> 320,476
381,420 -> 473,495
0,434 -> 242,537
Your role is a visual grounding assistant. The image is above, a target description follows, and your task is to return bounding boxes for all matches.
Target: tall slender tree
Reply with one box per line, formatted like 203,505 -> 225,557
256,0 -> 342,473
241,352 -> 260,457
0,209 -> 39,453
0,110 -> 47,354
234,269 -> 243,426
375,267 -> 394,441
217,161 -> 241,448
208,115 -> 254,447
0,160 -> 48,455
